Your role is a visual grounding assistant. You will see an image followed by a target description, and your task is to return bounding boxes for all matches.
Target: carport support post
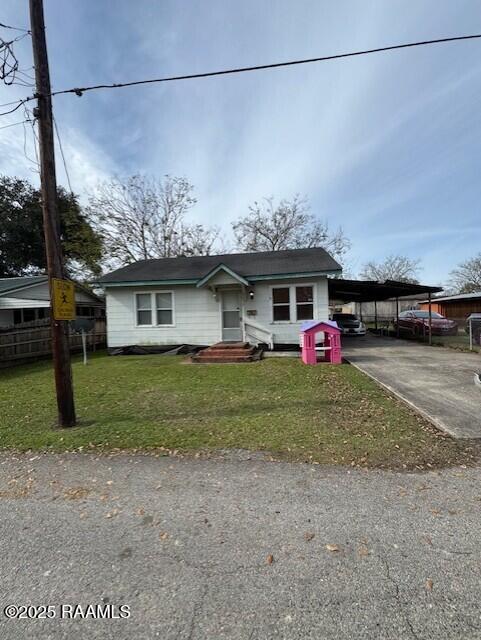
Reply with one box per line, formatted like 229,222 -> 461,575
395,297 -> 399,338
428,292 -> 432,346
374,300 -> 378,333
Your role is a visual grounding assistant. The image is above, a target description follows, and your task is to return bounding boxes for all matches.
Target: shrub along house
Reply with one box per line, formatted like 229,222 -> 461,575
98,247 -> 342,352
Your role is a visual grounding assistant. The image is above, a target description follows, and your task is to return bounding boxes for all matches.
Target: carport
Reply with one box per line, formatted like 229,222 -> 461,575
328,279 -> 442,344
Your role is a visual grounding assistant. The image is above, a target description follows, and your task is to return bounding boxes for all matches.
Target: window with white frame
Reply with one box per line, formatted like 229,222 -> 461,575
272,287 -> 291,321
296,285 -> 314,320
135,292 -> 174,326
156,292 -> 173,325
136,293 -> 152,325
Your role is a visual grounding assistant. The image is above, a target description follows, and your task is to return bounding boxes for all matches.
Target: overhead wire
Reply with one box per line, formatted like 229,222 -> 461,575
53,115 -> 73,193
48,33 -> 481,98
0,119 -> 28,130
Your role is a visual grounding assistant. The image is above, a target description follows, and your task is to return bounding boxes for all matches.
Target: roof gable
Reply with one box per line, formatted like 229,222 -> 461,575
196,264 -> 250,288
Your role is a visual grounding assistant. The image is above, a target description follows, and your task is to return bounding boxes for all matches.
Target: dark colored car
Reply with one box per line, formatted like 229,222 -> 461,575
331,313 -> 366,336
394,310 -> 458,336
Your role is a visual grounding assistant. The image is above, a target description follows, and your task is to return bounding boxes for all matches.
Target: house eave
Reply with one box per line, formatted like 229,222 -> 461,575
99,279 -> 199,287
249,269 -> 341,281
99,269 -> 341,288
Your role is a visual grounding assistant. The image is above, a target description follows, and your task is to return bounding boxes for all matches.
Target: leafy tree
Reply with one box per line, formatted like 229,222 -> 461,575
232,195 -> 350,261
359,255 -> 421,283
0,176 -> 102,279
87,174 -> 219,267
449,254 -> 481,293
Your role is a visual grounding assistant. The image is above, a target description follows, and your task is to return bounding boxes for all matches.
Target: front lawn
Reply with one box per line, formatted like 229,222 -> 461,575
0,353 -> 477,468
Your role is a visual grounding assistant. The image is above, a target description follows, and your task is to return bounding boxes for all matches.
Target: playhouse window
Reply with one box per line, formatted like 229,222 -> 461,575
296,286 -> 314,320
272,287 -> 291,321
136,293 -> 152,325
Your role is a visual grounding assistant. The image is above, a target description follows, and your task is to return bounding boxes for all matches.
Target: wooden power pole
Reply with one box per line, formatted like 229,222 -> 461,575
29,0 -> 76,427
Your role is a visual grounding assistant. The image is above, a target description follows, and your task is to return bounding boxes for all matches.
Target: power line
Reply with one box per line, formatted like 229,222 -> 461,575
49,33 -> 481,98
0,118 -> 28,130
1,31 -> 480,115
0,22 -> 31,33
53,115 -> 73,193
0,98 -> 29,116
0,97 -> 29,107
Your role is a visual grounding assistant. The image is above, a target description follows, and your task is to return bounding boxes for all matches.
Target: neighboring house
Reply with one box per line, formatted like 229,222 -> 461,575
419,292 -> 481,325
0,276 -> 105,328
97,247 -> 342,349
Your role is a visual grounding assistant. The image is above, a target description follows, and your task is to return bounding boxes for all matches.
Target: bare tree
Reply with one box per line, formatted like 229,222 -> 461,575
87,174 -> 219,267
359,255 -> 421,283
232,195 -> 350,261
449,254 -> 481,293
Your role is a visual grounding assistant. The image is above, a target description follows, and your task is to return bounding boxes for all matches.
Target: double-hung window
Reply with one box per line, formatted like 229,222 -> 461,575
296,286 -> 314,320
156,292 -> 173,325
272,285 -> 315,322
272,287 -> 291,321
136,292 -> 174,326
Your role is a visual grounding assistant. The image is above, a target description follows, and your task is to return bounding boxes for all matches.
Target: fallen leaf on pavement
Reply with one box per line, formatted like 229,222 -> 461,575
426,578 -> 433,591
159,531 -> 169,540
326,544 -> 340,553
358,544 -> 369,557
266,554 -> 274,564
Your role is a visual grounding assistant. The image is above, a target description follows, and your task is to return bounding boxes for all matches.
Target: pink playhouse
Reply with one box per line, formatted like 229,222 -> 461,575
300,320 -> 342,365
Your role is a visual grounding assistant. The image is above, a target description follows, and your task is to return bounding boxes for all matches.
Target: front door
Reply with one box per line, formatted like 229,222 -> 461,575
221,291 -> 242,342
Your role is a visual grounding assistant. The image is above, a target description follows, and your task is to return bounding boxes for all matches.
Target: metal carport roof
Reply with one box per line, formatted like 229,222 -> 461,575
328,278 -> 443,303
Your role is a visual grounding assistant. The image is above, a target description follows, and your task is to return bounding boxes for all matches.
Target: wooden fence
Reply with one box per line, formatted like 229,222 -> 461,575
0,319 -> 107,368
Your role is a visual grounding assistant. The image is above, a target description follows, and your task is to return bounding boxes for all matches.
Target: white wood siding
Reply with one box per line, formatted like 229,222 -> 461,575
105,277 -> 329,347
106,285 -> 221,347
247,278 -> 329,344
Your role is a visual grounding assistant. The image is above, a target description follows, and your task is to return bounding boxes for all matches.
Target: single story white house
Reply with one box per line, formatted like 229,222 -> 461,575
0,275 -> 105,328
98,247 -> 342,349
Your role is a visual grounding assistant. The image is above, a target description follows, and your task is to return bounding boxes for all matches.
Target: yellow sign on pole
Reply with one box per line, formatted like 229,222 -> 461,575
51,278 -> 76,321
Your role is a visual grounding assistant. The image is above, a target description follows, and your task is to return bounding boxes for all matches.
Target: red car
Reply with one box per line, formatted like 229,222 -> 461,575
395,310 -> 458,336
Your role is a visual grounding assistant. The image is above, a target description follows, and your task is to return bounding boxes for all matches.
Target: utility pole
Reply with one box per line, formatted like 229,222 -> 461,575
29,0 -> 76,427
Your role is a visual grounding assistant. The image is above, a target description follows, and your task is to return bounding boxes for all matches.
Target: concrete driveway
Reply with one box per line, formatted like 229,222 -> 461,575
1,452 -> 481,640
343,334 -> 481,439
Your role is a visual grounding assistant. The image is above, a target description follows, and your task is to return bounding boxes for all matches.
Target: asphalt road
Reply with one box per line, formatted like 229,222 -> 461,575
0,452 -> 481,639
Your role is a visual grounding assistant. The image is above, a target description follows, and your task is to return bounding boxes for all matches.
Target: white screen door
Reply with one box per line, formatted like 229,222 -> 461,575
221,291 -> 242,341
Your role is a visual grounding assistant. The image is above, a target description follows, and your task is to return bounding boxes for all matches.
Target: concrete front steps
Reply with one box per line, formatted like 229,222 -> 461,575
192,342 -> 261,363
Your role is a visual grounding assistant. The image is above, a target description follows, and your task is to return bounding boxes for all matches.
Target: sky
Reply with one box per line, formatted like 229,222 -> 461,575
1,0 -> 480,285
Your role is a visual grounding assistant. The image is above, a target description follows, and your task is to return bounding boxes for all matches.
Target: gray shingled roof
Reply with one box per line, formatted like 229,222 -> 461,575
0,275 -> 48,296
98,247 -> 342,284
0,276 -> 104,303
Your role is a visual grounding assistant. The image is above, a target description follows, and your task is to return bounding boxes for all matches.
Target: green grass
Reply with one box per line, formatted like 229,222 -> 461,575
431,334 -> 480,353
0,352 -> 477,469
